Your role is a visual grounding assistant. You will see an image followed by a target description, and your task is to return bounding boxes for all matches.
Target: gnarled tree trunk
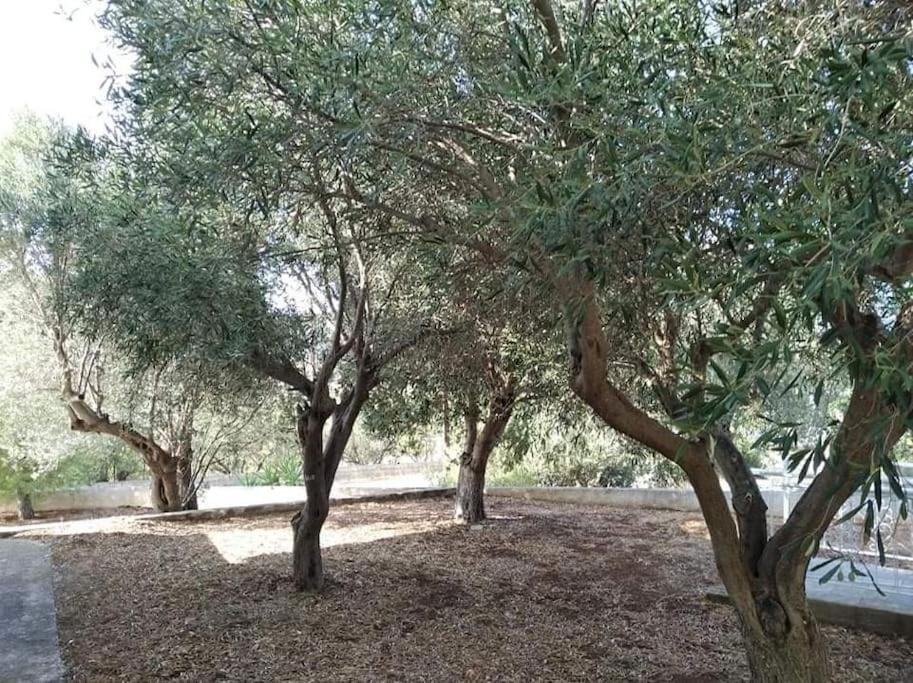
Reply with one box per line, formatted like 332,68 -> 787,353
454,387 -> 515,524
292,497 -> 329,591
560,284 -> 909,682
740,613 -> 828,682
722,564 -> 829,682
455,459 -> 487,523
16,490 -> 35,521
290,362 -> 373,591
54,326 -> 199,513
150,466 -> 181,512
455,406 -> 482,522
291,397 -> 333,591
178,459 -> 197,510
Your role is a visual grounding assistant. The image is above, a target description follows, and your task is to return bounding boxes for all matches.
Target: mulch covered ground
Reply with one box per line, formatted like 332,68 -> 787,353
24,498 -> 913,682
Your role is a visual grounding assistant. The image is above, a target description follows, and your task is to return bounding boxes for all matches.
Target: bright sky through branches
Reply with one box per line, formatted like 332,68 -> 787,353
0,0 -> 128,136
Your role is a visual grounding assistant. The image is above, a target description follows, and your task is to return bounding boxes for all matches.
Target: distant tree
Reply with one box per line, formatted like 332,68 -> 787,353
44,108 -> 445,591
0,271 -> 135,518
0,114 -> 253,511
368,257 -> 562,522
0,277 -> 74,519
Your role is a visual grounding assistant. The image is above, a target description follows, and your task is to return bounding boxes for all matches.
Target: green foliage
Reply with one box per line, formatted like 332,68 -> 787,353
75,0 -> 913,590
241,453 -> 303,487
51,443 -> 142,485
0,448 -> 36,498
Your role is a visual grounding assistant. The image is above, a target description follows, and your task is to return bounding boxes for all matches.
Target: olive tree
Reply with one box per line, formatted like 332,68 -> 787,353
368,257 -> 563,522
88,0 -> 476,589
0,114 -> 256,512
457,2 -> 912,680
0,275 -> 80,519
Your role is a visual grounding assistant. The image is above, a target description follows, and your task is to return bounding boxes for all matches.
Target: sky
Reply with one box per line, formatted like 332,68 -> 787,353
0,0 -> 129,137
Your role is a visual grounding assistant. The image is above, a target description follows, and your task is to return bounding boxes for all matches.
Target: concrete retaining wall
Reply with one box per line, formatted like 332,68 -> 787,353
0,459 -> 446,515
488,485 -> 792,520
2,461 -> 805,520
140,487 -> 455,522
0,487 -> 456,537
0,480 -> 152,515
197,478 -> 438,509
488,486 -> 702,511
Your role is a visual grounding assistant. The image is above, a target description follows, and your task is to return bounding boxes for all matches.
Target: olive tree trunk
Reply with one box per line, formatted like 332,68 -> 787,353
454,386 -> 515,524
290,361 -> 374,592
455,459 -> 487,524
16,490 -> 35,521
178,460 -> 198,510
150,432 -> 197,512
561,288 -> 905,682
291,396 -> 333,591
150,466 -> 182,512
740,616 -> 828,682
709,553 -> 828,682
175,436 -> 198,511
292,498 -> 329,591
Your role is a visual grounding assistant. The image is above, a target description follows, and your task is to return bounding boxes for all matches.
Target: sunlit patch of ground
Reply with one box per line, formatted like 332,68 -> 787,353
205,519 -> 447,564
679,518 -> 711,539
27,499 -> 913,682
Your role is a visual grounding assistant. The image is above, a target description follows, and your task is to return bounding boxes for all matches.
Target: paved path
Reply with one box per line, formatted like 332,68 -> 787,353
0,540 -> 64,682
707,559 -> 913,637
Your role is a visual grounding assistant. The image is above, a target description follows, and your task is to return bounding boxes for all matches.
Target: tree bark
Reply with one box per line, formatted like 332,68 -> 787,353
736,587 -> 830,682
176,440 -> 198,511
454,387 -> 514,524
289,360 -> 375,591
291,397 -> 334,591
16,491 -> 35,521
150,467 -> 181,512
741,622 -> 829,682
455,460 -> 487,523
178,459 -> 198,510
455,406 -> 481,522
292,498 -> 328,591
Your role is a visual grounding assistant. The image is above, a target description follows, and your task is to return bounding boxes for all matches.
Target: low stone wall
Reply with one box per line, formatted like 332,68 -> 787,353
0,480 -> 152,515
0,487 -> 456,537
140,487 -> 455,522
0,459 -> 447,515
488,486 -> 791,520
2,465 -> 804,521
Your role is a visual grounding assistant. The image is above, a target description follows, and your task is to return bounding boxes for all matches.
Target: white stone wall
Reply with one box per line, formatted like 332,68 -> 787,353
0,459 -> 447,514
487,486 -> 791,520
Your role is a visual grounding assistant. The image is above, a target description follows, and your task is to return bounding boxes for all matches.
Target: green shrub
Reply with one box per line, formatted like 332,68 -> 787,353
240,454 -> 302,486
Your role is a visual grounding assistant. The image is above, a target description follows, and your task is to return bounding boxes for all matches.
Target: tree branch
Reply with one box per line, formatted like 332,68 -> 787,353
531,0 -> 566,62
248,349 -> 315,394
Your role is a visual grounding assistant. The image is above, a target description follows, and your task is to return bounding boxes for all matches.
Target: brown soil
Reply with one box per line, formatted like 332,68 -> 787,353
23,499 -> 913,682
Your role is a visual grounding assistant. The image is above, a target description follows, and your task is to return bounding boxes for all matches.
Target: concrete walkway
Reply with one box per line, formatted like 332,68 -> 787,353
707,560 -> 913,637
0,540 -> 64,682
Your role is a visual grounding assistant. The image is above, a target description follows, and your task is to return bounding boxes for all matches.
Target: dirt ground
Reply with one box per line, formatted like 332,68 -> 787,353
22,498 -> 913,682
